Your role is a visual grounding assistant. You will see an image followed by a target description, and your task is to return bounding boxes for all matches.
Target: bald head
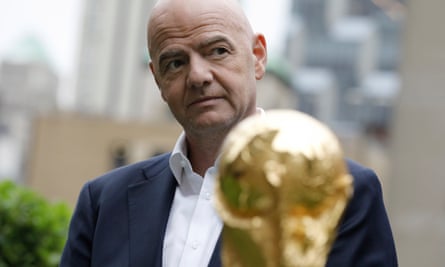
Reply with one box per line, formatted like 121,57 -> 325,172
147,0 -> 254,58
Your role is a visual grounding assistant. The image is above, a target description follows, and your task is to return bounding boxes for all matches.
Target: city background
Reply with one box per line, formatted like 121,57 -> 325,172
0,0 -> 443,266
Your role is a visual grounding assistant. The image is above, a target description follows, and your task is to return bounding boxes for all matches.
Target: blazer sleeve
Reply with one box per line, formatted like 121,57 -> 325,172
60,182 -> 96,267
325,162 -> 398,267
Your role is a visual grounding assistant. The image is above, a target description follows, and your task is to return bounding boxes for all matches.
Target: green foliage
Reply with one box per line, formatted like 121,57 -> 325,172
0,180 -> 71,267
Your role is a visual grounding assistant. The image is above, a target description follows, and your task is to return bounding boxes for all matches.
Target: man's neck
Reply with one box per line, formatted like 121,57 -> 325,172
186,132 -> 226,177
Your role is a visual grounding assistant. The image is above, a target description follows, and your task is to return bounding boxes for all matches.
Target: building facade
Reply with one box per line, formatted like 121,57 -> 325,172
75,0 -> 166,121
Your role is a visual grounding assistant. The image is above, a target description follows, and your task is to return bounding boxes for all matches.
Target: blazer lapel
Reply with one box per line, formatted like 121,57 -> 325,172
208,235 -> 222,267
127,156 -> 176,267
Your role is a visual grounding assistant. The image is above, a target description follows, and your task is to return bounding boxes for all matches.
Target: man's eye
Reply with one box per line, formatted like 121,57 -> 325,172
165,59 -> 184,72
212,47 -> 229,56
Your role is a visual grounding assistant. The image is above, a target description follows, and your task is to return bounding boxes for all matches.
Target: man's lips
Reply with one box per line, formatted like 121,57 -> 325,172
187,96 -> 223,107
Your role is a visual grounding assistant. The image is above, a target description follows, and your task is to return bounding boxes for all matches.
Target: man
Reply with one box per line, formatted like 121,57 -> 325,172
60,0 -> 398,266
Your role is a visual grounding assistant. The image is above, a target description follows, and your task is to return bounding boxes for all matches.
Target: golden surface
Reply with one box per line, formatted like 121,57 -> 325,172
215,110 -> 353,267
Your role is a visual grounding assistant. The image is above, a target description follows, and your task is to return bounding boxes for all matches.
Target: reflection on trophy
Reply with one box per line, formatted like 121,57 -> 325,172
215,110 -> 353,267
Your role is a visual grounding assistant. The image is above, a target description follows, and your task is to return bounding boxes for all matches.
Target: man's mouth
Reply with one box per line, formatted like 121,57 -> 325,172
188,96 -> 223,107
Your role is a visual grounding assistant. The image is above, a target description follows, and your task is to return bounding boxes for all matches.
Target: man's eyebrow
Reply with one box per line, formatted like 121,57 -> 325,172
198,36 -> 234,50
158,49 -> 184,65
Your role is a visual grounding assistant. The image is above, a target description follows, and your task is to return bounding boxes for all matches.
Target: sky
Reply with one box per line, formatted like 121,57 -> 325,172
244,0 -> 291,56
0,0 -> 83,76
0,0 -> 289,77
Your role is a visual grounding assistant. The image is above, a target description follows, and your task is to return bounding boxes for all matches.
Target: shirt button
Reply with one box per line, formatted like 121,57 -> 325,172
204,191 -> 211,200
191,241 -> 200,249
180,160 -> 187,167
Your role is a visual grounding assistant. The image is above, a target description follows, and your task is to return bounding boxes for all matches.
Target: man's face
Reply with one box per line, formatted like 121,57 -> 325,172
148,1 -> 267,136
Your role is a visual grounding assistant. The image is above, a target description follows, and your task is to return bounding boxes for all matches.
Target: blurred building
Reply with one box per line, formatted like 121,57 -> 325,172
288,0 -> 403,130
281,0 -> 405,180
258,59 -> 299,111
74,0 -> 167,121
294,68 -> 337,124
27,114 -> 181,205
0,36 -> 59,181
388,1 -> 445,266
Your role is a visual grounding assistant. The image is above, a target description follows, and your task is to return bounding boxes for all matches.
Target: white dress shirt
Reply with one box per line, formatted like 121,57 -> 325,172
162,108 -> 264,266
162,132 -> 223,267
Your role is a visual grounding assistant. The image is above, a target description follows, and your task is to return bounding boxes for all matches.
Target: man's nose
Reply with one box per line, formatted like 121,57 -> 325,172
187,55 -> 213,89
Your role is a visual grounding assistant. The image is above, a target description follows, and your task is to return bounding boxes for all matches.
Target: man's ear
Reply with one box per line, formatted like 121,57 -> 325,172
149,62 -> 167,102
149,62 -> 157,83
253,34 -> 267,80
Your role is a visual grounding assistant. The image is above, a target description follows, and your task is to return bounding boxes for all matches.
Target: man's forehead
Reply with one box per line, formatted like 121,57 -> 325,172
149,0 -> 246,30
149,5 -> 248,42
153,0 -> 241,9
147,0 -> 252,57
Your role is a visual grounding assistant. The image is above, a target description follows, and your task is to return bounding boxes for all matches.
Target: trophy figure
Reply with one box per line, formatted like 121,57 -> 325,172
215,110 -> 353,267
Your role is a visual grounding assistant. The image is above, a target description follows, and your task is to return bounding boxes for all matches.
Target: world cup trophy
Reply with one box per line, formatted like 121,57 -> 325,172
214,110 -> 353,267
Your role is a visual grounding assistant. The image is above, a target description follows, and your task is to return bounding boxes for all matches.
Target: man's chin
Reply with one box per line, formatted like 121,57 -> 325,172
188,114 -> 234,133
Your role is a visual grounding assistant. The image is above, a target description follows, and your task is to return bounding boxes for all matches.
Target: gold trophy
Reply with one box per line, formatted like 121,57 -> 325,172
215,110 -> 353,267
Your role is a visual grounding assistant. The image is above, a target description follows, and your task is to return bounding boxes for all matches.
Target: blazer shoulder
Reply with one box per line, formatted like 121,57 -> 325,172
327,159 -> 398,266
86,152 -> 172,195
345,158 -> 381,194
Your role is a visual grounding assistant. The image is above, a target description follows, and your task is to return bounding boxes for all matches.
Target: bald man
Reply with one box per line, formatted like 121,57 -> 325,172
60,0 -> 397,266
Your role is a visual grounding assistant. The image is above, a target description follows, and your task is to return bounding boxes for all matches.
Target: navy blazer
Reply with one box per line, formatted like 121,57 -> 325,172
60,153 -> 397,267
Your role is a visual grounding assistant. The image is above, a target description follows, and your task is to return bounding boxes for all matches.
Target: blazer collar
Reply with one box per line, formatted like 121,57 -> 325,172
126,153 -> 222,267
127,154 -> 177,267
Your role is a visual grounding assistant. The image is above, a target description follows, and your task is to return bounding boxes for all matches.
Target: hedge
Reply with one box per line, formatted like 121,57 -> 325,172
0,180 -> 71,267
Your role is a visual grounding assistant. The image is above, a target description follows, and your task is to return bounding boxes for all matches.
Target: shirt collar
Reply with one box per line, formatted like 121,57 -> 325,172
169,132 -> 192,185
